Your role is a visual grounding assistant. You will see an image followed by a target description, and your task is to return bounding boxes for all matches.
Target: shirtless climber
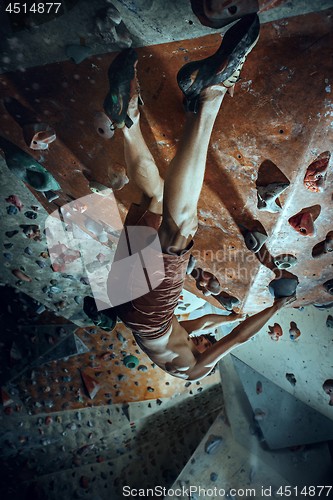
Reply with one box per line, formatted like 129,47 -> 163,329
86,14 -> 295,380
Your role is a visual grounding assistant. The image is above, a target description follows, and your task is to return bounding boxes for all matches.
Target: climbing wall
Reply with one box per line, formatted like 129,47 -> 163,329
0,9 -> 332,315
226,305 -> 333,420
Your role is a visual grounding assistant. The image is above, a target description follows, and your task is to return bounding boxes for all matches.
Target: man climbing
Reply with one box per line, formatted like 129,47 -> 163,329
87,13 -> 295,380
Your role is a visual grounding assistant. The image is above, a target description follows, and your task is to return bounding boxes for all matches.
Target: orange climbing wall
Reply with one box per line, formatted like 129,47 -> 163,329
0,8 -> 332,315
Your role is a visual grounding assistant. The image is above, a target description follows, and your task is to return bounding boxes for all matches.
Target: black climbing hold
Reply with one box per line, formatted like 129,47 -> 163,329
5,230 -> 19,238
286,373 -> 296,386
25,210 -> 38,220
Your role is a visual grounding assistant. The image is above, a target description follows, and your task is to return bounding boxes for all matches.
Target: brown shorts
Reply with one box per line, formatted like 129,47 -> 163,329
115,203 -> 193,339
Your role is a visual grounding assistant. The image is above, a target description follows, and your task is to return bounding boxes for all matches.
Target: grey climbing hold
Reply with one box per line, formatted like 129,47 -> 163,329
123,355 -> 139,369
313,302 -> 333,310
3,252 -> 13,261
269,277 -> 298,298
138,365 -> 148,372
66,44 -> 92,64
257,182 -> 290,213
244,229 -> 267,253
274,254 -> 297,270
117,332 -> 126,343
24,246 -> 33,255
210,472 -> 218,482
36,260 -> 46,268
326,315 -> 333,328
74,296 -> 82,305
36,304 -> 46,314
204,435 -> 223,454
323,279 -> 333,295
4,242 -> 13,249
186,254 -> 197,274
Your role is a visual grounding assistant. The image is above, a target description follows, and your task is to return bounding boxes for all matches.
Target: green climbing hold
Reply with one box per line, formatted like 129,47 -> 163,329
123,355 -> 139,369
0,136 -> 60,192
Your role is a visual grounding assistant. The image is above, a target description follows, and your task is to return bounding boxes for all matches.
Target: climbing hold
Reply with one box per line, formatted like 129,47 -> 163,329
0,387 -> 13,406
74,296 -> 82,305
269,276 -> 298,298
326,315 -> 333,328
138,365 -> 148,372
273,254 -> 297,270
117,331 -> 126,343
66,44 -> 92,64
11,269 -> 32,282
123,355 -> 139,369
289,321 -> 301,340
84,218 -> 104,236
186,254 -> 197,275
204,435 -> 223,454
80,370 -> 100,399
322,379 -> 333,406
5,230 -> 19,238
36,260 -> 46,268
256,381 -> 262,394
43,190 -> 59,202
244,229 -> 267,253
22,225 -> 41,241
323,279 -> 333,295
191,267 -> 221,296
24,210 -> 38,220
23,123 -> 56,150
312,231 -> 333,258
96,3 -> 122,29
257,181 -> 290,213
254,408 -> 266,421
5,194 -> 23,211
3,252 -> 13,261
214,292 -> 240,311
288,211 -> 315,236
210,472 -> 218,482
304,151 -> 331,192
286,373 -> 297,386
89,180 -> 112,196
6,205 -> 18,215
108,164 -> 129,190
0,136 -> 60,192
313,302 -> 333,310
79,475 -> 90,489
93,111 -> 115,139
24,247 -> 33,255
268,323 -> 283,341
